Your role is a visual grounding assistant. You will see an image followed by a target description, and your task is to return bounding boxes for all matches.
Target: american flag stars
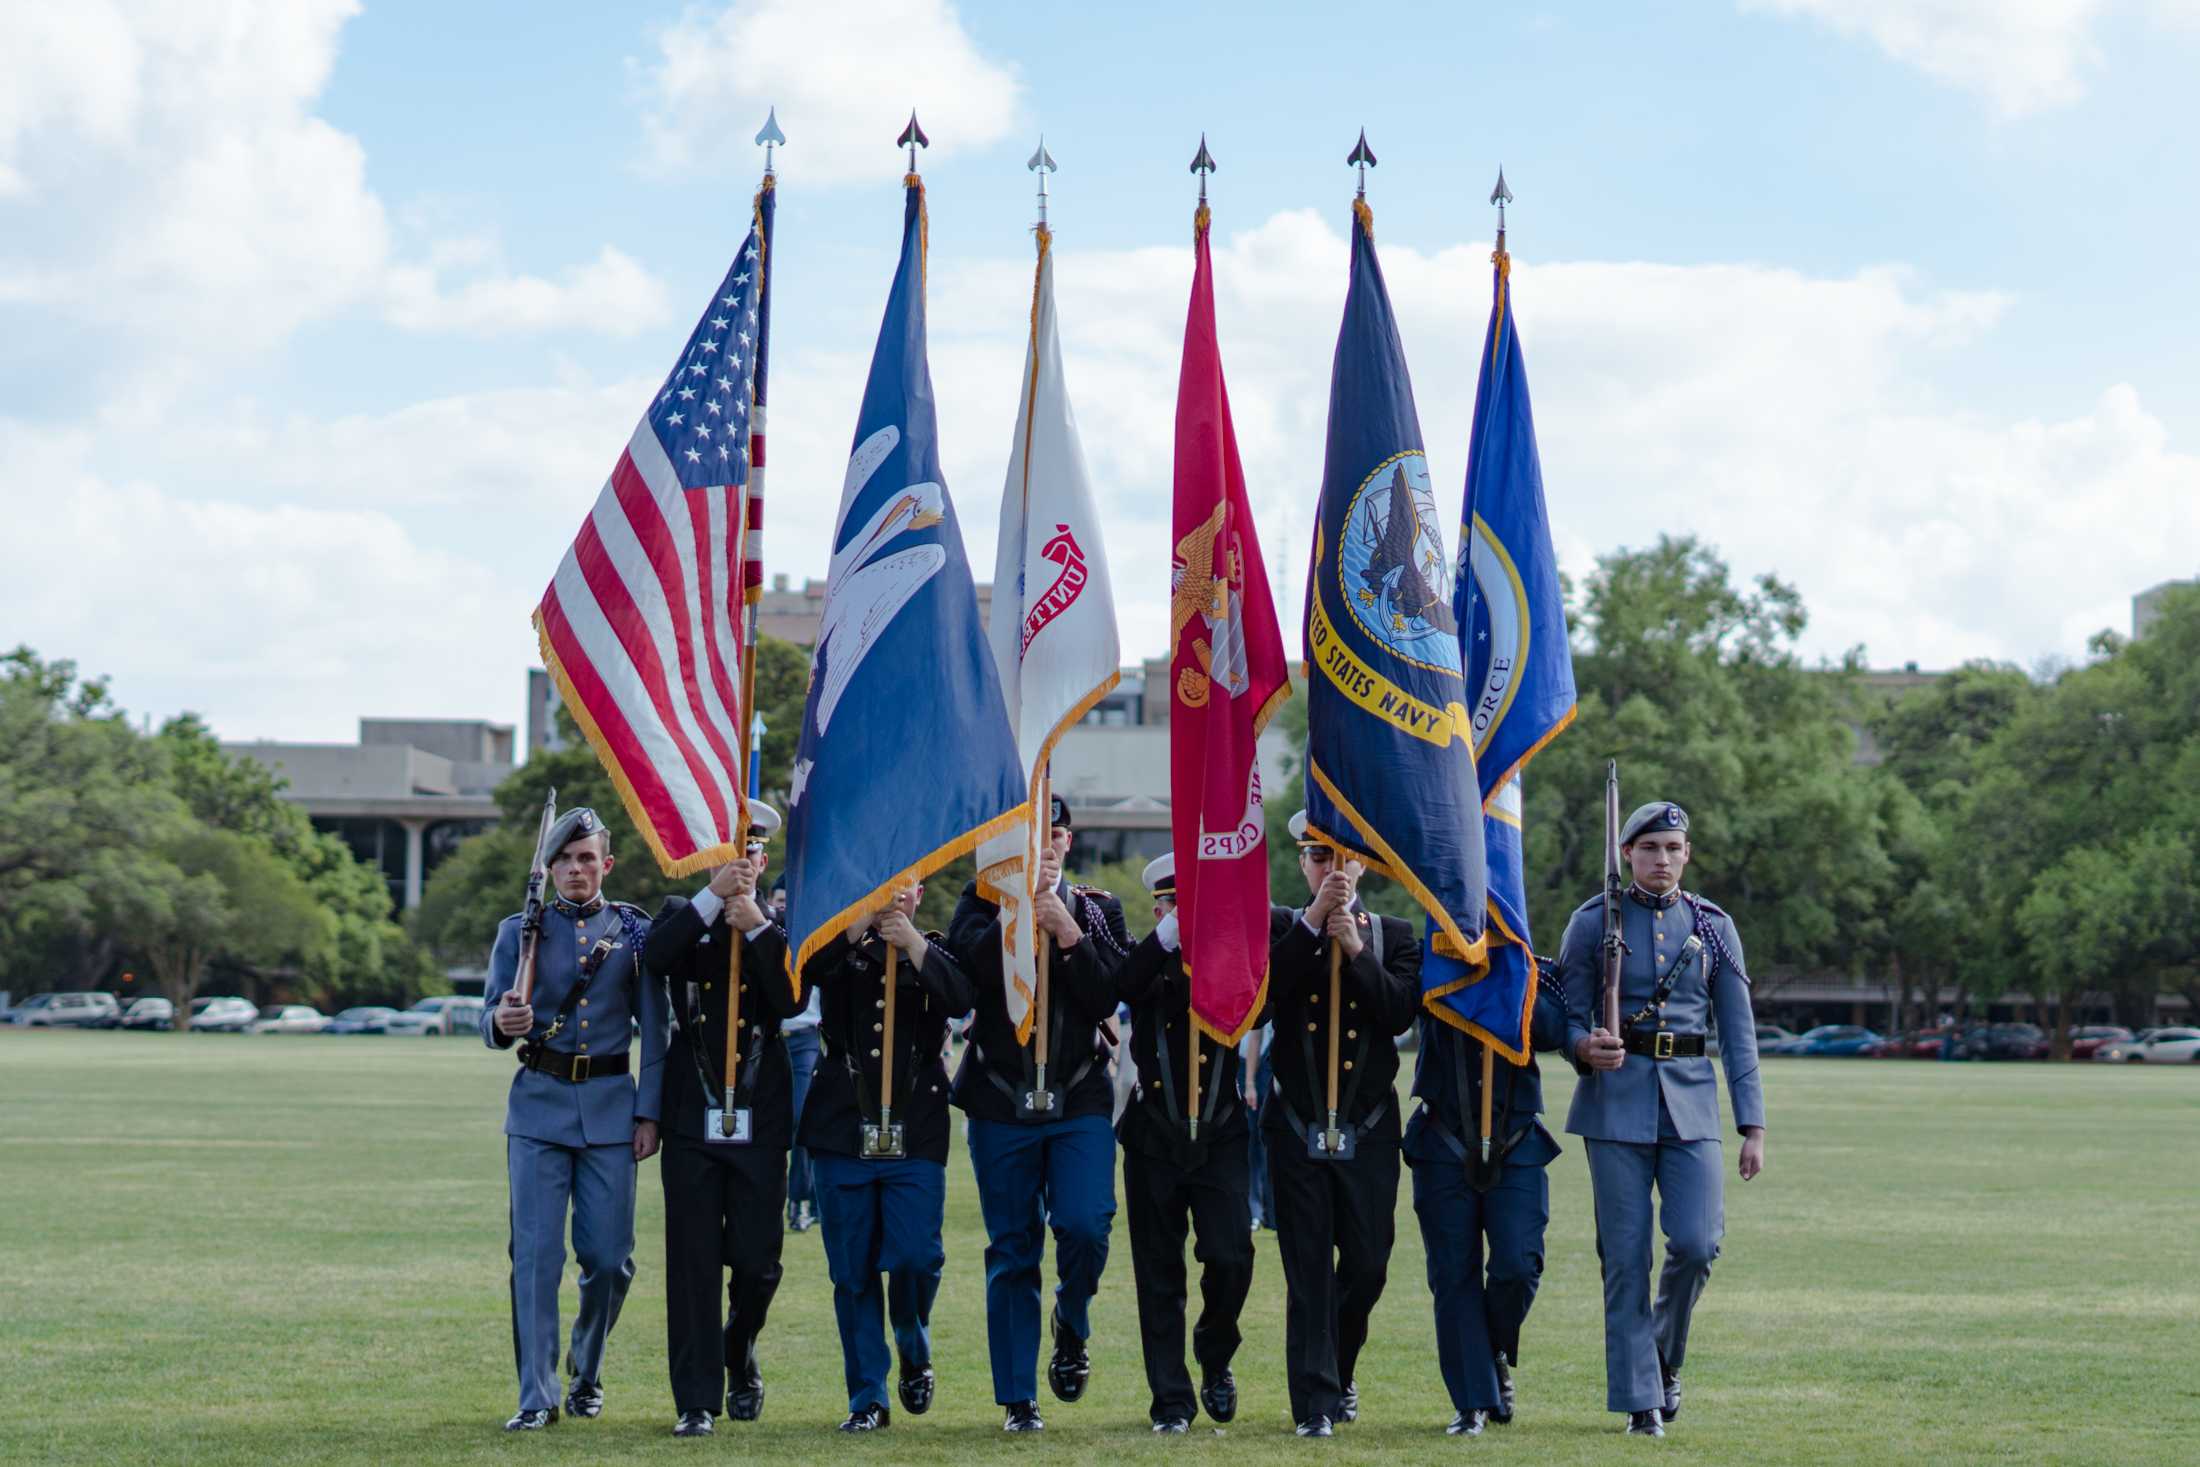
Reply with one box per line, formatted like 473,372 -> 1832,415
649,221 -> 764,491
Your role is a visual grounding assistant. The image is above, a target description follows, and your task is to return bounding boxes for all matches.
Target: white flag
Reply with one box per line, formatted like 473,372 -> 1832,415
976,227 -> 1121,1042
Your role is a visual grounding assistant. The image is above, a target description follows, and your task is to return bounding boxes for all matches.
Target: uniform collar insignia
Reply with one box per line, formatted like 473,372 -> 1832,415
1627,884 -> 1680,911
555,895 -> 607,918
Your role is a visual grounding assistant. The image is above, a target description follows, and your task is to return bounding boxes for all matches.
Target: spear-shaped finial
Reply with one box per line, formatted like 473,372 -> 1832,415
1028,135 -> 1057,229
1347,128 -> 1377,198
755,107 -> 785,175
1190,133 -> 1216,204
1490,166 -> 1513,251
898,110 -> 929,173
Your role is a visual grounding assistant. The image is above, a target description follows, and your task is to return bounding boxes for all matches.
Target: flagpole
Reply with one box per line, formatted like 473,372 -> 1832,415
1475,165 -> 1516,1168
880,941 -> 899,1145
720,113 -> 784,1137
1023,137 -> 1058,1109
1184,132 -> 1218,1132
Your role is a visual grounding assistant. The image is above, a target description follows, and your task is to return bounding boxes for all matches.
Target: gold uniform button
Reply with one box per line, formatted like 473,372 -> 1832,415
579,1020 -> 588,1029
579,999 -> 589,1008
869,1048 -> 881,1058
876,998 -> 886,1010
1343,1060 -> 1355,1071
579,1044 -> 589,1053
873,1022 -> 883,1033
1307,1022 -> 1318,1033
1347,1029 -> 1358,1039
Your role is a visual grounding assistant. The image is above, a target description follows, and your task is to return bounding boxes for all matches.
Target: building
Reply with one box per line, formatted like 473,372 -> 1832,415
757,571 -> 993,648
1846,664 -> 1948,765
2133,577 -> 2194,640
223,719 -> 515,911
525,668 -> 566,755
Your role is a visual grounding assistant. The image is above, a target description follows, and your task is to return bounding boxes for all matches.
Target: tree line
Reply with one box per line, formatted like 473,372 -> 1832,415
17,538 -> 2191,1051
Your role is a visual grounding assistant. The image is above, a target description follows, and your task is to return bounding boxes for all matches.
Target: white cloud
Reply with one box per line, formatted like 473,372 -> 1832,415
0,0 -> 668,370
1742,0 -> 2110,117
636,0 -> 1022,183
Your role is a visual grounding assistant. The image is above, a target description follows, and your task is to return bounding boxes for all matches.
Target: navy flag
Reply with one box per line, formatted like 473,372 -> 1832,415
781,175 -> 1028,980
1423,237 -> 1578,1061
1302,197 -> 1488,971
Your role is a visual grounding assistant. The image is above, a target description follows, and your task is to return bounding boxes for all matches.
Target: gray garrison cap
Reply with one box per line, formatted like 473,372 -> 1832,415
1619,801 -> 1689,845
542,806 -> 606,858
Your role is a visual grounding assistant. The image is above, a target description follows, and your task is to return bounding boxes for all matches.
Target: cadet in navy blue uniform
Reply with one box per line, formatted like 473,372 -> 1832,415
1558,801 -> 1768,1437
1404,987 -> 1568,1436
481,807 -> 666,1432
1113,853 -> 1258,1434
949,795 -> 1129,1432
798,879 -> 975,1432
642,802 -> 807,1438
1265,812 -> 1422,1438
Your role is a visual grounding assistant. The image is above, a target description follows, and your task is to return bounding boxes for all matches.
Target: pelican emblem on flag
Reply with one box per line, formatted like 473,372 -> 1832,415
809,425 -> 946,737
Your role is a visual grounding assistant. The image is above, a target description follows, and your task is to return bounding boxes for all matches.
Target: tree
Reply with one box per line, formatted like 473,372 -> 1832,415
109,826 -> 332,1026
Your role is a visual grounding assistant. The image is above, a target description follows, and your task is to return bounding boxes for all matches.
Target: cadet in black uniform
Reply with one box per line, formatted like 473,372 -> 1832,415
642,803 -> 807,1438
1114,852 -> 1258,1433
1264,811 -> 1422,1437
797,879 -> 975,1432
1404,986 -> 1569,1435
949,795 -> 1130,1432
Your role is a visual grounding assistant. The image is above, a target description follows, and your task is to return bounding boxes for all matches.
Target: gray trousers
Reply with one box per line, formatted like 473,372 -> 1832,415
507,1136 -> 637,1411
1583,1124 -> 1723,1413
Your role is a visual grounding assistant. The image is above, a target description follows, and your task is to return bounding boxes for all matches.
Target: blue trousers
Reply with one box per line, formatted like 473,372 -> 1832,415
785,1026 -> 821,1208
811,1151 -> 946,1412
506,1136 -> 636,1412
1408,1155 -> 1550,1414
966,1112 -> 1117,1405
1583,1113 -> 1724,1412
1244,1033 -> 1275,1227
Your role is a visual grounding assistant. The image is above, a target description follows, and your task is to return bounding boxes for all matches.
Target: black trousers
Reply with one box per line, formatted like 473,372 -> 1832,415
660,1132 -> 788,1414
1266,1128 -> 1400,1424
1122,1140 -> 1254,1423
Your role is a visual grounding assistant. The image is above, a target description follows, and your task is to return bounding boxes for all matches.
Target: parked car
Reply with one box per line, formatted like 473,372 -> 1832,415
1956,1022 -> 2050,1061
16,991 -> 121,1029
2069,1025 -> 2134,1061
120,997 -> 176,1030
1783,1024 -> 1883,1058
249,1004 -> 328,1035
1754,1024 -> 1798,1052
7,993 -> 57,1026
189,996 -> 258,1033
2122,1027 -> 2200,1063
324,1006 -> 400,1035
385,995 -> 480,1037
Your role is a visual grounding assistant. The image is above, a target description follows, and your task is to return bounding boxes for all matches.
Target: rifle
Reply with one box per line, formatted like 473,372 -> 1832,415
1601,761 -> 1624,1036
510,788 -> 560,1009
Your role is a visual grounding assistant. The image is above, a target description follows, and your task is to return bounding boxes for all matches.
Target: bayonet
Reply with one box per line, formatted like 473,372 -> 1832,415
511,787 -> 559,1008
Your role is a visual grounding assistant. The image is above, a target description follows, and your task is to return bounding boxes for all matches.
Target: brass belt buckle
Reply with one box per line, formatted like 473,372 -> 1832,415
1654,1031 -> 1675,1060
571,1053 -> 592,1082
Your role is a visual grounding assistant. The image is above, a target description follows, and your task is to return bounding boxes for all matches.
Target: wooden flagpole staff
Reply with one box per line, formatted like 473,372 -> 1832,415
865,939 -> 906,1157
1317,844 -> 1362,1159
1478,1047 -> 1496,1164
1025,773 -> 1057,1116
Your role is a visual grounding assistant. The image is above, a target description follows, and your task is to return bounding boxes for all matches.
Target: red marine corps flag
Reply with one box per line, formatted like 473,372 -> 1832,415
1171,147 -> 1290,1043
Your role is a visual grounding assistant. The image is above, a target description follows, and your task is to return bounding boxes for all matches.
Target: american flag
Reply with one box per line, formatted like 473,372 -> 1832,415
533,181 -> 774,876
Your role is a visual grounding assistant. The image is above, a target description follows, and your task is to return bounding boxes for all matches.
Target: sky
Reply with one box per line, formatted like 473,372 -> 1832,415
4,0 -> 2197,744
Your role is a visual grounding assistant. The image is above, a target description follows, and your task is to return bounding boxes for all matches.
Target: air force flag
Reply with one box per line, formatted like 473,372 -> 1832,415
1423,240 -> 1578,1062
1303,197 -> 1488,970
782,175 -> 1028,979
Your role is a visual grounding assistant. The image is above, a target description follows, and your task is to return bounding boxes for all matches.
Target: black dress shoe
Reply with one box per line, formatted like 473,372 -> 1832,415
839,1404 -> 890,1432
1046,1307 -> 1090,1403
1627,1409 -> 1665,1437
898,1360 -> 935,1415
1447,1410 -> 1487,1437
503,1408 -> 557,1431
1660,1368 -> 1681,1421
1199,1367 -> 1237,1423
1337,1379 -> 1358,1423
1003,1399 -> 1045,1432
564,1381 -> 603,1419
1152,1418 -> 1189,1434
727,1368 -> 765,1422
673,1410 -> 714,1438
1294,1415 -> 1333,1438
1492,1352 -> 1515,1424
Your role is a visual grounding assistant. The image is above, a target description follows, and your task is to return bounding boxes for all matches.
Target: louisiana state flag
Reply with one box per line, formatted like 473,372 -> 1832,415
1303,197 -> 1487,969
781,175 -> 1028,981
1423,240 -> 1577,1061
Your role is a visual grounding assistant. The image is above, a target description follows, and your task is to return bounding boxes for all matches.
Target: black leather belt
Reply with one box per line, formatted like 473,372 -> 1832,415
520,1047 -> 630,1083
1622,1028 -> 1704,1059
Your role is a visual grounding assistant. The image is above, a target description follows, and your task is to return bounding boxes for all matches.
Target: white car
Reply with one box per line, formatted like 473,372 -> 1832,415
385,995 -> 480,1037
189,996 -> 259,1033
2125,1027 -> 2200,1063
249,1004 -> 328,1035
15,992 -> 121,1028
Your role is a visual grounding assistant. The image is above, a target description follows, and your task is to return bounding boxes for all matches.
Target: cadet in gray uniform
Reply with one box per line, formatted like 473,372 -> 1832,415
1557,801 -> 1767,1438
481,807 -> 668,1431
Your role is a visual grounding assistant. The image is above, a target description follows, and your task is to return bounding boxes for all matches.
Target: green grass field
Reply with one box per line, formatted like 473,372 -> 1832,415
2,1031 -> 2196,1465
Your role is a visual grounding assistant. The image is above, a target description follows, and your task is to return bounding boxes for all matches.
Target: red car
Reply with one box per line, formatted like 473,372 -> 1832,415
1867,1026 -> 1953,1058
2069,1025 -> 2134,1060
